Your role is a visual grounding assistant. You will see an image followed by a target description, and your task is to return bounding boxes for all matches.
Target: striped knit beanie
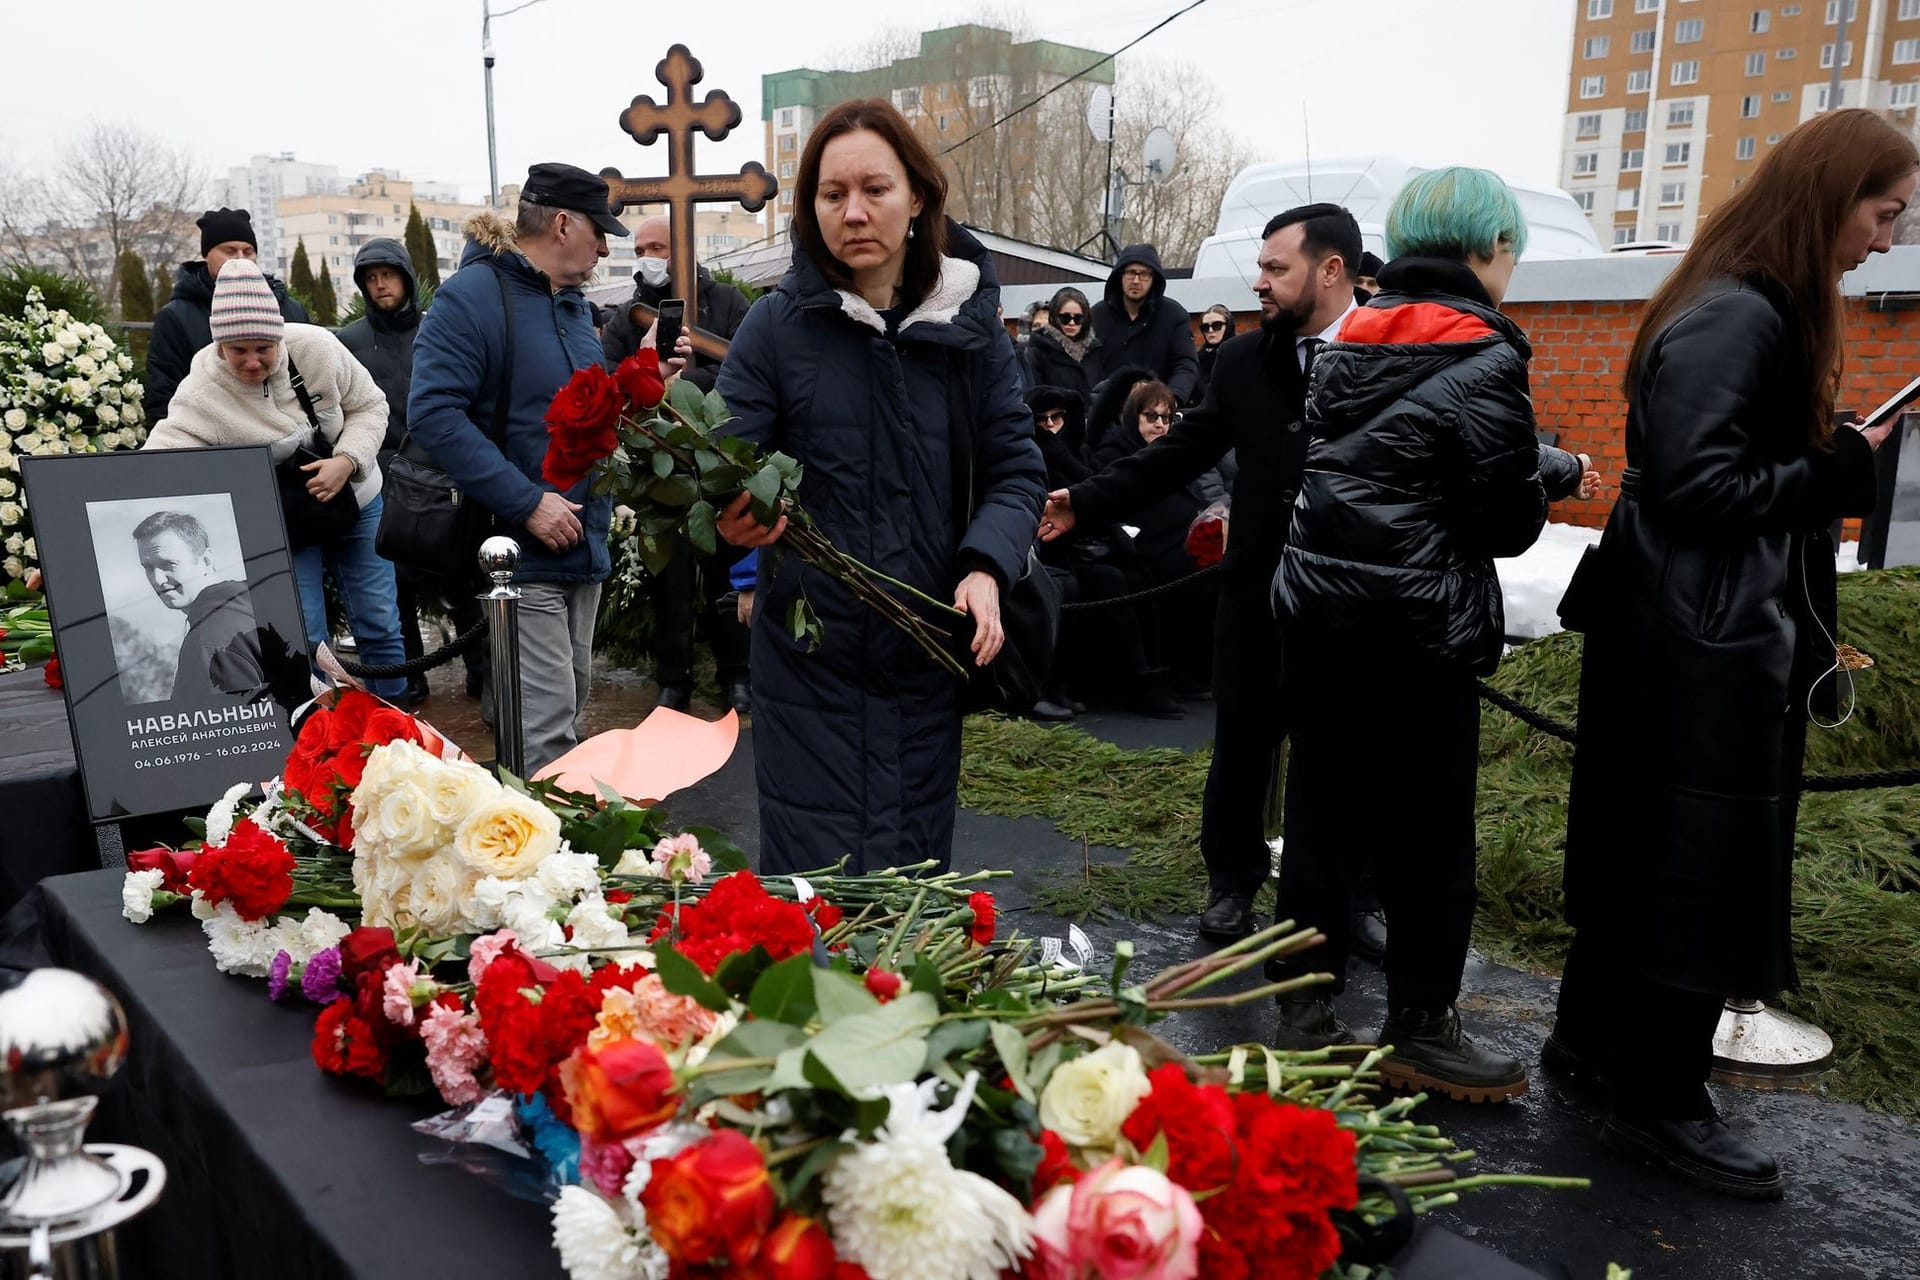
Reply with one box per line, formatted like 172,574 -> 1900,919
208,258 -> 284,345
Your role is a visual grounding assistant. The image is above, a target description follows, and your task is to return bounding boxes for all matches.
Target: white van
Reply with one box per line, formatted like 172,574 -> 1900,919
1190,155 -> 1605,284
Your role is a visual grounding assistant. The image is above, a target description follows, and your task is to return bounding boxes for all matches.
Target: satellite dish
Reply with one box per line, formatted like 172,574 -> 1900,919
1087,86 -> 1114,143
1141,127 -> 1178,183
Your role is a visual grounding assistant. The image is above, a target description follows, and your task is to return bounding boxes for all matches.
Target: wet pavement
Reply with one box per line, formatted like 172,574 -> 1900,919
419,658 -> 1919,1280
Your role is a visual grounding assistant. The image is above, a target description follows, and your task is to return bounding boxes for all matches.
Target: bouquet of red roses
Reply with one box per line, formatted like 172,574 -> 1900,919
542,351 -> 971,676
1184,503 -> 1227,571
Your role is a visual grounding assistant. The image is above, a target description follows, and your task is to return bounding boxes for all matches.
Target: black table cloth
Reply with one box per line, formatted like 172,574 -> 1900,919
0,668 -> 94,913
0,870 -> 563,1280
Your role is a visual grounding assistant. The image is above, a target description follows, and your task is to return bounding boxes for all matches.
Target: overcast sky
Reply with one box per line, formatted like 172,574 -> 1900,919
1,0 -> 1573,219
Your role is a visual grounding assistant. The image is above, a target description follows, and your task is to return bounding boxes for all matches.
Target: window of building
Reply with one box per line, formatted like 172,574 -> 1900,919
1572,190 -> 1596,211
1660,182 -> 1686,205
1782,4 -> 1801,13
937,113 -> 948,131
1896,38 -> 1920,62
1574,151 -> 1601,176
1589,0 -> 1613,16
1581,74 -> 1607,97
1752,8 -> 1770,32
1777,46 -> 1797,58
1820,42 -> 1854,68
1746,51 -> 1766,75
1902,0 -> 1920,18
779,108 -> 795,128
1628,69 -> 1653,91
327,214 -> 337,225
1621,147 -> 1645,169
969,75 -> 994,106
1668,99 -> 1695,125
1656,220 -> 1684,241
1618,186 -> 1641,210
1814,85 -> 1833,109
1742,94 -> 1762,116
1737,136 -> 1758,159
1576,112 -> 1603,136
1825,0 -> 1858,20
1585,35 -> 1611,57
1894,82 -> 1920,106
328,235 -> 338,245
779,133 -> 796,153
1672,60 -> 1700,84
1773,88 -> 1794,100
1665,141 -> 1692,164
1624,108 -> 1649,130
892,86 -> 920,113
1614,226 -> 1638,245
1632,28 -> 1657,52
779,161 -> 794,178
1674,18 -> 1704,41
1636,0 -> 1658,10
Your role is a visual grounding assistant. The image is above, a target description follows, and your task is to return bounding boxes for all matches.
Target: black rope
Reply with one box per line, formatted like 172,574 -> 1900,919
336,615 -> 488,679
1059,563 -> 1223,612
1474,681 -> 1919,791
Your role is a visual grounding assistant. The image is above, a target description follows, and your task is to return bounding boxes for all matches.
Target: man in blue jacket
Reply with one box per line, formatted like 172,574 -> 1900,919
406,163 -> 628,771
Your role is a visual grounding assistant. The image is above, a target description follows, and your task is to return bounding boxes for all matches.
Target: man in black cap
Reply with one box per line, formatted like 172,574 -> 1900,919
144,208 -> 310,424
408,163 -> 634,772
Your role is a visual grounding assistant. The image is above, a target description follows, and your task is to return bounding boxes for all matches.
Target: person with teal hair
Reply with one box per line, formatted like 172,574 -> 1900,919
1267,165 -> 1565,1103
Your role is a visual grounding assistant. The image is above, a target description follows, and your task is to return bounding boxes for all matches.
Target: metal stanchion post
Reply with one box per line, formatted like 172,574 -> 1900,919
479,536 -> 524,777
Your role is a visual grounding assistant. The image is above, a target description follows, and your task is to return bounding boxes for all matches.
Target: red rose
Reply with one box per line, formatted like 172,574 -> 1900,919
286,708 -> 335,796
1120,1064 -> 1239,1197
312,999 -> 387,1080
862,969 -> 902,1002
1033,1128 -> 1080,1197
967,891 -> 996,946
127,846 -> 198,894
1185,515 -> 1226,570
339,926 -> 402,984
324,691 -> 379,753
640,1130 -> 776,1267
361,707 -> 422,749
614,350 -> 667,412
187,824 -> 295,920
42,655 -> 61,688
560,1038 -> 680,1142
543,365 -> 624,490
745,1213 -> 838,1280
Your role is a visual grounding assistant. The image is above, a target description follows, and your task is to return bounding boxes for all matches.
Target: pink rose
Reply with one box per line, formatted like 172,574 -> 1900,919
1029,1158 -> 1203,1280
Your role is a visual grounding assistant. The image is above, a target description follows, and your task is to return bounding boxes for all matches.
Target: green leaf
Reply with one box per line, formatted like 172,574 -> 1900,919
697,462 -> 747,495
788,597 -> 809,644
713,945 -> 777,1000
781,1139 -> 851,1202
688,1021 -> 804,1100
804,991 -> 938,1090
685,499 -> 718,556
749,954 -> 820,1025
768,1045 -> 812,1092
925,1018 -> 990,1063
650,449 -> 676,479
636,534 -> 675,576
652,942 -> 734,1013
714,434 -> 759,464
990,1021 -> 1035,1104
1027,1041 -> 1065,1096
646,474 -> 701,507
703,387 -> 729,425
685,826 -> 748,872
813,967 -> 880,1022
990,1126 -> 1045,1192
669,378 -> 708,420
745,461 -> 783,516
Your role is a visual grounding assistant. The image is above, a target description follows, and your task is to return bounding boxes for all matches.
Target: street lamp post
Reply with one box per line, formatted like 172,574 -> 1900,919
483,3 -> 498,208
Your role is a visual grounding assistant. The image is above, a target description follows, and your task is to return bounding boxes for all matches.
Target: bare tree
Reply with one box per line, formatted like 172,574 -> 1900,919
0,122 -> 205,308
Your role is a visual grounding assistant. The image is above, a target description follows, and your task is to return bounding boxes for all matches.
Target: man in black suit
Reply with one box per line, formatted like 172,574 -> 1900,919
1038,203 -> 1365,955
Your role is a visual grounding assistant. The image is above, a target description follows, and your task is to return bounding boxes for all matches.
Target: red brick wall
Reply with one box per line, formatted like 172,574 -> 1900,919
1508,297 -> 1920,530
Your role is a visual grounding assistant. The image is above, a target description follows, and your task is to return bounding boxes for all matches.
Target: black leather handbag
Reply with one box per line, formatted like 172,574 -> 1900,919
274,356 -> 360,550
374,262 -> 513,583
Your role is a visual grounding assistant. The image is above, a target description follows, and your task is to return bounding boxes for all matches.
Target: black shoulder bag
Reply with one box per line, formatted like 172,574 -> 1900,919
375,262 -> 514,583
947,347 -> 1061,714
274,355 -> 361,549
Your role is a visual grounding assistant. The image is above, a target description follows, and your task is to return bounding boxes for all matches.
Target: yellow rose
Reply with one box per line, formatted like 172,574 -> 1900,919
1037,1041 -> 1152,1151
453,791 -> 561,879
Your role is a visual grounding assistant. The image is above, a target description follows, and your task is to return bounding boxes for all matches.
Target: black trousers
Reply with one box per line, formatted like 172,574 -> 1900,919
1270,638 -> 1480,1009
650,543 -> 750,690
396,574 -> 487,683
1554,928 -> 1723,1120
1200,578 -> 1286,897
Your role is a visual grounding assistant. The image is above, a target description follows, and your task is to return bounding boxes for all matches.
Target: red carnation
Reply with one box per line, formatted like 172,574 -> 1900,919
1121,1064 -> 1240,1196
1229,1091 -> 1357,1213
649,872 -> 817,974
614,349 -> 667,412
187,823 -> 294,920
543,365 -> 624,490
312,998 -> 387,1080
967,891 -> 996,946
42,655 -> 61,688
1185,515 -> 1226,570
805,898 -> 844,930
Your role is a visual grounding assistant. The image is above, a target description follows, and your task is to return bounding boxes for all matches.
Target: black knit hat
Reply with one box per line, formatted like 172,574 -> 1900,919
198,208 -> 257,255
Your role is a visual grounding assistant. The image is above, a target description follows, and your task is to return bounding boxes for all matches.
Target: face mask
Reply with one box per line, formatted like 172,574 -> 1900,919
636,257 -> 670,288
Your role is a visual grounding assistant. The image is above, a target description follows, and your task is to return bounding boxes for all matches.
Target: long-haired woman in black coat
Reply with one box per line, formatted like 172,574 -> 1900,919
1549,109 -> 1915,1199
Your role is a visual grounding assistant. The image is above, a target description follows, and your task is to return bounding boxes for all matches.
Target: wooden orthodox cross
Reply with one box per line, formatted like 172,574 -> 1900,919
601,44 -> 779,362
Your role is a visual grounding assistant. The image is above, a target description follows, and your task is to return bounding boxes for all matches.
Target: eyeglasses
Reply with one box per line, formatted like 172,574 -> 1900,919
1141,410 -> 1175,424
1056,312 -> 1085,325
1121,267 -> 1154,281
1200,320 -> 1228,333
1037,410 -> 1067,426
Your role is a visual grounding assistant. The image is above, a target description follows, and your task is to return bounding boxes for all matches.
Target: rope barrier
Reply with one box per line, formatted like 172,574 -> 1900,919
335,615 -> 488,680
1058,563 -> 1223,612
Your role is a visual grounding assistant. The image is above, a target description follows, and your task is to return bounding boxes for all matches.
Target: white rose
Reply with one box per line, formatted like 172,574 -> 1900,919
23,539 -> 35,560
72,354 -> 98,376
0,432 -> 12,452
374,780 -> 439,858
118,353 -> 134,373
64,395 -> 85,413
0,504 -> 21,527
0,478 -> 14,500
24,373 -> 45,391
565,894 -> 631,956
535,848 -> 602,902
0,455 -> 15,474
96,404 -> 118,426
426,759 -> 496,826
36,422 -> 58,439
56,329 -> 80,351
40,343 -> 64,365
101,384 -> 121,404
121,868 -> 166,924
3,556 -> 22,580
3,409 -> 23,430
44,440 -> 68,455
1037,1042 -> 1153,1151
5,534 -> 22,555
409,858 -> 466,936
453,790 -> 561,879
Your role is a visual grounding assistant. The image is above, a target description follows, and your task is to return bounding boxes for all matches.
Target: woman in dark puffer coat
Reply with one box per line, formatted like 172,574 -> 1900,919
1021,287 -> 1099,412
1270,167 -> 1548,1103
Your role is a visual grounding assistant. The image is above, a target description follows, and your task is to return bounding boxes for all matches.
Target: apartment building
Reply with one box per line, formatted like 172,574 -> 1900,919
277,173 -> 481,301
761,24 -> 1114,240
1562,0 -> 1920,245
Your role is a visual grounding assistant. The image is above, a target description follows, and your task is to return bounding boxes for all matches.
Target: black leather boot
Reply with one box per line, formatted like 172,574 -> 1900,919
1539,1031 -> 1610,1100
1376,1005 -> 1529,1102
1273,996 -> 1354,1052
1197,890 -> 1253,941
1602,1107 -> 1785,1200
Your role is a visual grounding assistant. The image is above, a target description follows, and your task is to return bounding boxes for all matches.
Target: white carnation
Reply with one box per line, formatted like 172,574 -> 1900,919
121,869 -> 166,924
612,848 -> 663,877
466,875 -> 517,932
201,902 -> 281,977
203,782 -> 251,847
502,885 -> 563,942
564,894 -> 631,956
535,848 -> 602,902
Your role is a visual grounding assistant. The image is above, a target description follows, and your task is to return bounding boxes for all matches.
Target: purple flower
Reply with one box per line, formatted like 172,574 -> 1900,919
301,946 -> 344,1006
267,951 -> 294,1002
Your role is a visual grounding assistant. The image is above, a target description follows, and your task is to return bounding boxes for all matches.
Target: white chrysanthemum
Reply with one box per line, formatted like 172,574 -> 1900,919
201,903 -> 281,977
536,848 -> 602,902
203,781 -> 251,847
121,869 -> 165,924
821,1074 -> 1031,1280
551,1185 -> 669,1280
564,894 -> 630,956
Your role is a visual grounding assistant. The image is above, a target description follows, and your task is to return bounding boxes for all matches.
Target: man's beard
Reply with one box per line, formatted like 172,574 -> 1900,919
1259,291 -> 1316,337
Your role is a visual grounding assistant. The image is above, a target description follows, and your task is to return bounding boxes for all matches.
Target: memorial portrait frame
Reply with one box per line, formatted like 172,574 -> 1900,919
21,445 -> 311,824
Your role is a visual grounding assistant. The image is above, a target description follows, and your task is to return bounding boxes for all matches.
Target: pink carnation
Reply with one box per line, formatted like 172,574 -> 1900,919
650,832 -> 712,885
467,930 -> 519,986
419,1001 -> 489,1106
382,959 -> 423,1028
578,1135 -> 639,1199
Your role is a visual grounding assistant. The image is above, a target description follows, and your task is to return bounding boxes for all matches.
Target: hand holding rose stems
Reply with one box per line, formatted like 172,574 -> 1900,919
544,352 -> 972,677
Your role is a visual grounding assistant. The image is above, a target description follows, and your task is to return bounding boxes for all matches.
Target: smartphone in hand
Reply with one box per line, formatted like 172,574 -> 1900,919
655,298 -> 684,364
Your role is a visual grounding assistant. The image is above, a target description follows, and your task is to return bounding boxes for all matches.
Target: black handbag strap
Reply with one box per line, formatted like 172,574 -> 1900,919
944,345 -> 980,544
396,256 -> 516,457
286,355 -> 323,433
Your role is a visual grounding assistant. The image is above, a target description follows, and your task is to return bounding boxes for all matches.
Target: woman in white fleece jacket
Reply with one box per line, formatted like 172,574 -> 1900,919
145,258 -> 406,698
